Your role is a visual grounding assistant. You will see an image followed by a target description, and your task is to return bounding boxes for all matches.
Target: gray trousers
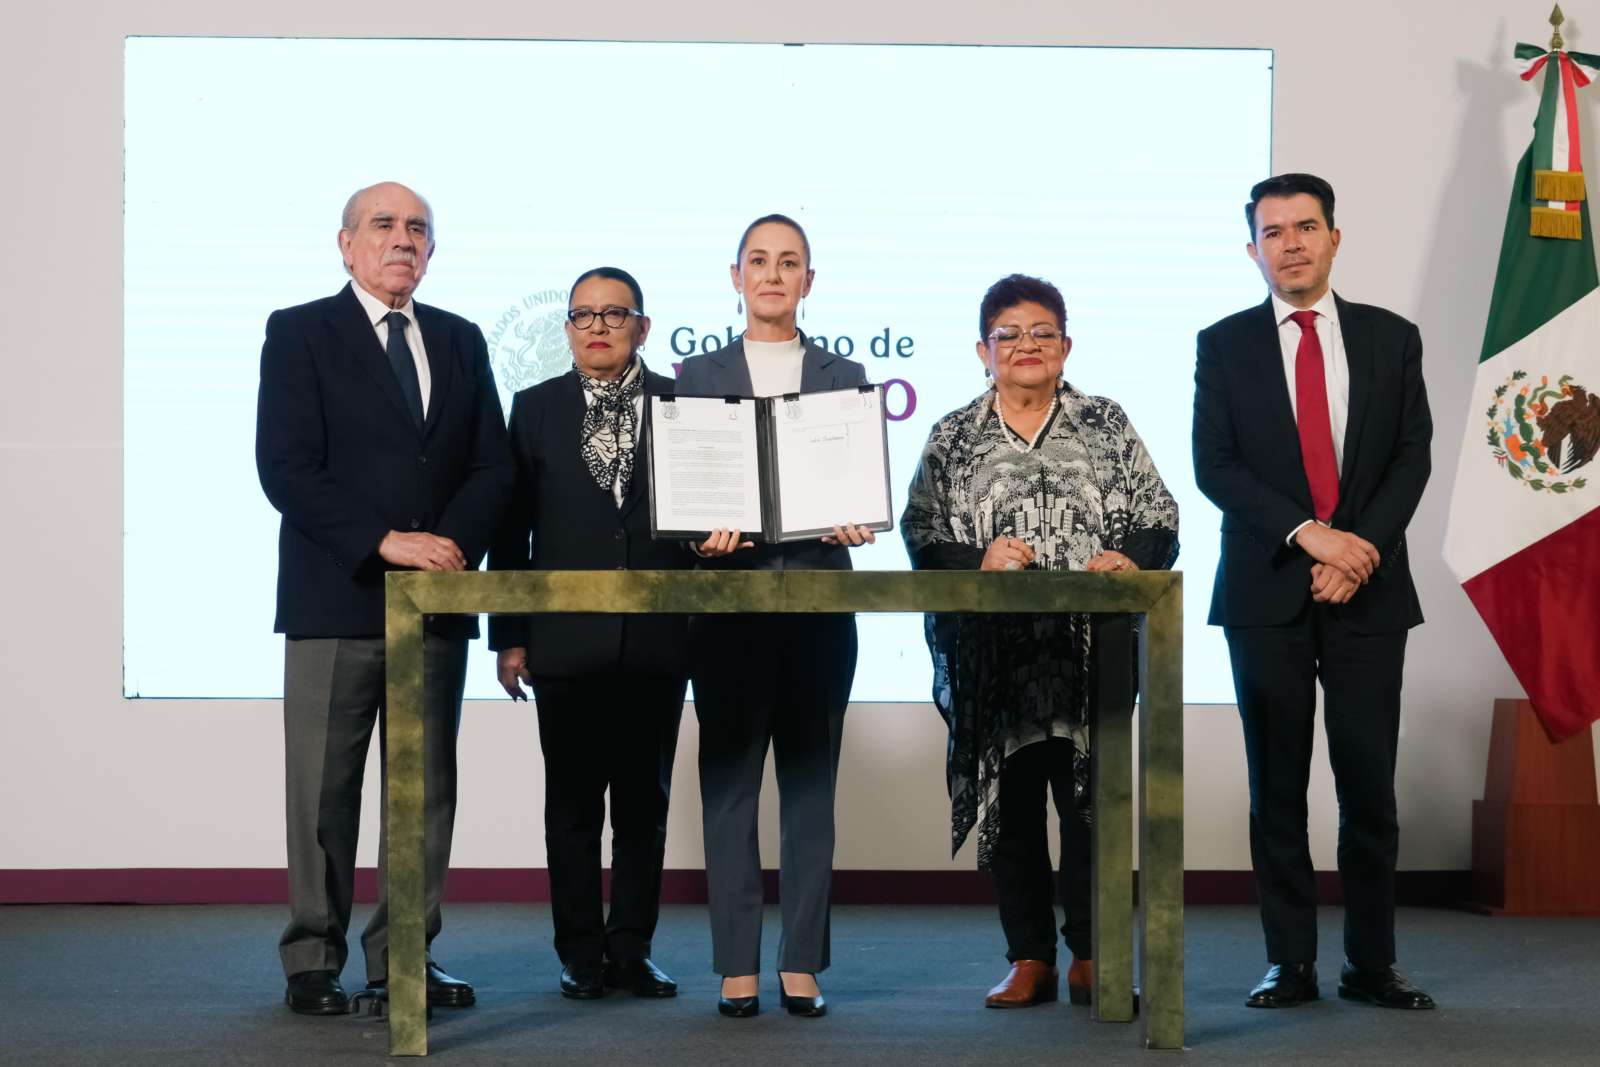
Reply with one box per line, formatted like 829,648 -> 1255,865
692,615 -> 856,976
278,634 -> 468,981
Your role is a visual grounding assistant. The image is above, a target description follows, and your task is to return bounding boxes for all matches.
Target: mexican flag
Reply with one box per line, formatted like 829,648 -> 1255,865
1442,41 -> 1600,741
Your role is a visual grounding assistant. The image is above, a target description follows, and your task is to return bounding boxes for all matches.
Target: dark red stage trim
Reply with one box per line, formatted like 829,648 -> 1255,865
0,868 -> 1469,908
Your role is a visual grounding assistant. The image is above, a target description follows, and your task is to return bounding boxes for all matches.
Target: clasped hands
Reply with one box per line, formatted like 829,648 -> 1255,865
696,523 -> 877,557
1294,523 -> 1381,605
979,537 -> 1137,573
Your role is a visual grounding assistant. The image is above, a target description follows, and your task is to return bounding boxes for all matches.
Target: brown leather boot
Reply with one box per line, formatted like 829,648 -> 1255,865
984,960 -> 1059,1008
1066,957 -> 1093,1006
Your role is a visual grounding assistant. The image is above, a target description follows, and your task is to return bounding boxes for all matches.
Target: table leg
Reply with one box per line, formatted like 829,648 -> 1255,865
1139,581 -> 1184,1050
384,589 -> 428,1056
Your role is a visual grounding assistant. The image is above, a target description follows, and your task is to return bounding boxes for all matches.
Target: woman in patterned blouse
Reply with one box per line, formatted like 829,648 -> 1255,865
901,274 -> 1179,1010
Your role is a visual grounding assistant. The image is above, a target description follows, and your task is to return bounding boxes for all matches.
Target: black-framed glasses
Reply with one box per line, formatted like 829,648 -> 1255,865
987,325 -> 1064,346
567,306 -> 640,329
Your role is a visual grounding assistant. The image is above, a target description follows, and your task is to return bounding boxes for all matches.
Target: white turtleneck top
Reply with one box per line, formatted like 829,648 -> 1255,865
743,334 -> 805,397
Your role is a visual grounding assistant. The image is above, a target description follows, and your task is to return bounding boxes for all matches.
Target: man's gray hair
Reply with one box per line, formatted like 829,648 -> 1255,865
340,182 -> 435,239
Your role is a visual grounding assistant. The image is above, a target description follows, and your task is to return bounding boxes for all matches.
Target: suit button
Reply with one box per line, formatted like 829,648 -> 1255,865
409,518 -> 421,530
616,564 -> 625,570
613,530 -> 624,540
418,454 -> 428,465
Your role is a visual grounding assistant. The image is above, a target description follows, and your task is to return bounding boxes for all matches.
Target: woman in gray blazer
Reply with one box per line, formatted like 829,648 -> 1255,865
675,214 -> 874,1018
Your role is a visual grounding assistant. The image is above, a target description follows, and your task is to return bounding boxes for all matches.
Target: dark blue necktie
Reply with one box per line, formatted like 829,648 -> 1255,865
384,311 -> 425,429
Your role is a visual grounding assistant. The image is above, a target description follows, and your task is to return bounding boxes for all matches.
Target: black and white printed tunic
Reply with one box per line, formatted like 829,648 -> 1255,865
901,381 -> 1179,869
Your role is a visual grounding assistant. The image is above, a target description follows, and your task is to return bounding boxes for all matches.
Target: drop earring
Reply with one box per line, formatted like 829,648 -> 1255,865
801,299 -> 806,321
736,296 -> 743,316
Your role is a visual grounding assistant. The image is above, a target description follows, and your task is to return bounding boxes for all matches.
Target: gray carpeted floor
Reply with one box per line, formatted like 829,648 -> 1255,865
0,904 -> 1597,1064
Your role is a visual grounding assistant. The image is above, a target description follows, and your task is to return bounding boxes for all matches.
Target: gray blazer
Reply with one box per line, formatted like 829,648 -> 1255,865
674,332 -> 868,571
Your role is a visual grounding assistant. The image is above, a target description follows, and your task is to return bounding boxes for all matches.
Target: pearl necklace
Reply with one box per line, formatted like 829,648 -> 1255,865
994,390 -> 1058,454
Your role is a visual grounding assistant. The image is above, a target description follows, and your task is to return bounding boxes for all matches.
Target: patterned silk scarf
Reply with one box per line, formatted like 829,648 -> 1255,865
577,358 -> 643,501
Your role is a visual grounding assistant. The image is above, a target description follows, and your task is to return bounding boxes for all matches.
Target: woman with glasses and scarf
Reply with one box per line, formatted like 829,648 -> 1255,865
675,214 -> 874,1019
901,273 -> 1178,1010
489,266 -> 690,1004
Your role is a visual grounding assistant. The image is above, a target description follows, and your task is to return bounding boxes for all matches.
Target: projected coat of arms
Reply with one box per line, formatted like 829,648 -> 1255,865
1485,371 -> 1599,492
488,288 -> 572,400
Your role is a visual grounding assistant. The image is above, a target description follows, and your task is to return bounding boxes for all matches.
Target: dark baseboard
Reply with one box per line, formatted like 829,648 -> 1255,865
1,868 -> 1472,908
1181,869 -> 1472,909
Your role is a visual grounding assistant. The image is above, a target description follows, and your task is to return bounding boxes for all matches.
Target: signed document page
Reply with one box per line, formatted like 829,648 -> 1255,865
771,387 -> 893,538
648,395 -> 763,535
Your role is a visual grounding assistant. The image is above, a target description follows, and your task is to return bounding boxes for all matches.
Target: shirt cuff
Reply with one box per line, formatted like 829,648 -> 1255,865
1286,519 -> 1318,546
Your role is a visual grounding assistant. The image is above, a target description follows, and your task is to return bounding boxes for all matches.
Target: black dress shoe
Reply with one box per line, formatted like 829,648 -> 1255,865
718,994 -> 759,1017
1246,963 -> 1319,1008
560,962 -> 605,1000
1338,962 -> 1436,1009
286,970 -> 349,1015
604,957 -> 678,998
778,974 -> 827,1018
425,963 -> 476,1007
365,962 -> 476,1008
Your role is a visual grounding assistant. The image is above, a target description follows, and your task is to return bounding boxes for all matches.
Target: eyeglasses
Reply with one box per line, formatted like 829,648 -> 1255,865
987,325 -> 1064,346
567,306 -> 640,329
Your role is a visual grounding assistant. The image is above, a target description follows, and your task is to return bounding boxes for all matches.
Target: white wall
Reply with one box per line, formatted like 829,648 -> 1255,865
2,0 -> 1596,877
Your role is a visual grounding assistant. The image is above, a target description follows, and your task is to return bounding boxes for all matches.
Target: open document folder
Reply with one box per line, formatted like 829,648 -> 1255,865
646,384 -> 894,543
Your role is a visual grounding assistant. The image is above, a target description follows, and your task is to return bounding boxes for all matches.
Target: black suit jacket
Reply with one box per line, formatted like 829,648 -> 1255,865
1192,294 -> 1432,632
672,334 -> 869,572
487,367 -> 691,679
256,283 -> 514,639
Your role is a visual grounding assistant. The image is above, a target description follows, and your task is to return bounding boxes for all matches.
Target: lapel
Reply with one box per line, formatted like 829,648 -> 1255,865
329,283 -> 419,432
1249,296 -> 1303,454
798,331 -> 839,393
704,337 -> 755,397
703,332 -> 834,395
620,367 -> 671,517
1333,293 -> 1372,484
416,303 -> 455,440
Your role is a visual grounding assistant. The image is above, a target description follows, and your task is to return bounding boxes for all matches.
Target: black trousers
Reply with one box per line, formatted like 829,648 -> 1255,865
991,737 -> 1092,966
692,614 -> 856,976
1226,606 -> 1406,968
531,672 -> 686,967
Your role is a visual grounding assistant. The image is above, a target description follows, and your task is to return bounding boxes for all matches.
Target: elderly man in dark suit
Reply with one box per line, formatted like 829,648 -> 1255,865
256,181 -> 512,1015
1193,173 -> 1435,1012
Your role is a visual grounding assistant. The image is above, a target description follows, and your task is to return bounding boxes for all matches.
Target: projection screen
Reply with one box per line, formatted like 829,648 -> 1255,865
124,38 -> 1272,701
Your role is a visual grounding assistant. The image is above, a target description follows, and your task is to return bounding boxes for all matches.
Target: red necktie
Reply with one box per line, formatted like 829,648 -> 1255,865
1289,310 -> 1339,522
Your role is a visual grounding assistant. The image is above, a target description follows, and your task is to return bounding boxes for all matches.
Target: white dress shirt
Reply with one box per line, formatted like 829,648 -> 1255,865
1271,290 -> 1348,544
744,334 -> 806,397
351,281 -> 431,417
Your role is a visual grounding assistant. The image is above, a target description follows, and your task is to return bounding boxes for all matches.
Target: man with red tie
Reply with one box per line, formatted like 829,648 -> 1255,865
1193,173 -> 1435,1011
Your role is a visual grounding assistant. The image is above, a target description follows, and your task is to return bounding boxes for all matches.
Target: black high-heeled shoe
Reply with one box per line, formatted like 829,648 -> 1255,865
777,973 -> 827,1018
718,978 -> 759,1017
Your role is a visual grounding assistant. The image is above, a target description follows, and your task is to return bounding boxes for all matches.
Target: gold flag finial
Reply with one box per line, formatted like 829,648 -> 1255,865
1550,4 -> 1566,51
